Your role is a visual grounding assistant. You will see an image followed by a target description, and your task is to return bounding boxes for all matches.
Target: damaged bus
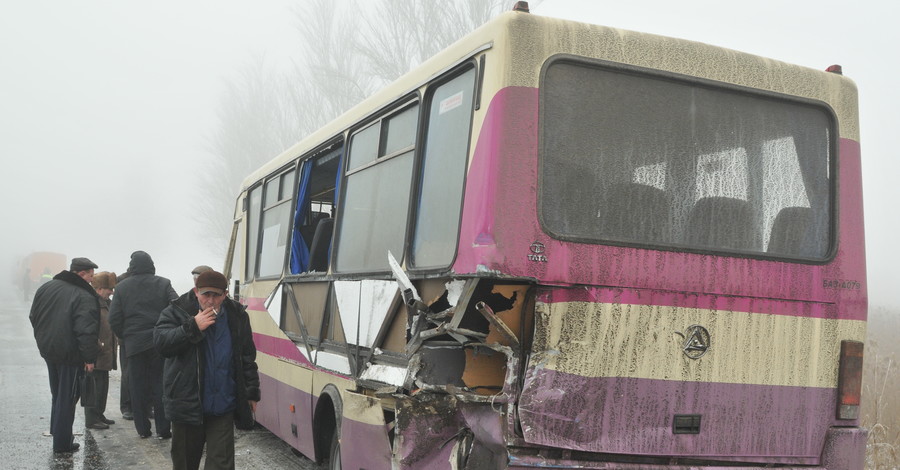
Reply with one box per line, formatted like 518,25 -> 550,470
224,5 -> 867,469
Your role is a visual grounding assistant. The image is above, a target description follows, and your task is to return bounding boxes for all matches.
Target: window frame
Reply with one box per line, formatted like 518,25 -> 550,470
407,62 -> 480,273
246,162 -> 300,281
332,96 -> 422,275
537,54 -> 839,264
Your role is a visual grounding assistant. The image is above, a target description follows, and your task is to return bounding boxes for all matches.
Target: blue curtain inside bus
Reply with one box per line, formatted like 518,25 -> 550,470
290,162 -> 313,274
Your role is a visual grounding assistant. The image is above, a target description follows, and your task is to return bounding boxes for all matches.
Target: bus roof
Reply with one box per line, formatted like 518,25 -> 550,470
240,10 -> 858,191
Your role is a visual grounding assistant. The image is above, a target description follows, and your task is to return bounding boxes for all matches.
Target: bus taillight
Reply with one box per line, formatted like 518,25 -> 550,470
837,340 -> 863,420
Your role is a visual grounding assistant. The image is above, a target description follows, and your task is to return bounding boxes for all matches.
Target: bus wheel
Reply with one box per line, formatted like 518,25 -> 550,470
328,425 -> 341,470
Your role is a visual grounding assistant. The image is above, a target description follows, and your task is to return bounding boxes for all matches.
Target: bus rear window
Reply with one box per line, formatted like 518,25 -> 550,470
540,59 -> 835,260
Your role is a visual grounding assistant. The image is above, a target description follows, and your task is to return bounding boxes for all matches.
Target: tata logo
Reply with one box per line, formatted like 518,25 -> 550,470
675,325 -> 711,359
528,242 -> 547,262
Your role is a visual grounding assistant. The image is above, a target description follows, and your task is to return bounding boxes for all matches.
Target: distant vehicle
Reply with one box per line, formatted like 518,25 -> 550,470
17,251 -> 67,299
224,5 -> 866,470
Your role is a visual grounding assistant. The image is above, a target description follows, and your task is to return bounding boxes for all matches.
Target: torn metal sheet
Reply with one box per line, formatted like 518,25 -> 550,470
475,301 -> 519,347
394,394 -> 507,469
445,279 -> 466,306
389,250 -> 420,301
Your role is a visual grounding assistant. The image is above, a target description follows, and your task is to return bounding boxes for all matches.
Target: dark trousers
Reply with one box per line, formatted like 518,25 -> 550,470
171,414 -> 235,470
119,343 -> 131,414
46,361 -> 81,452
128,348 -> 170,437
84,369 -> 110,425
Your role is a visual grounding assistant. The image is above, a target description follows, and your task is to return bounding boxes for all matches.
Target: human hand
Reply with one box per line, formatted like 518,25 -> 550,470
84,363 -> 94,373
195,307 -> 217,331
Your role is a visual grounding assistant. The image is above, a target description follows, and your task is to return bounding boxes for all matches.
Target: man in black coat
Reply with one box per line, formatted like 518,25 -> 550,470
109,251 -> 177,438
154,270 -> 260,470
30,257 -> 101,453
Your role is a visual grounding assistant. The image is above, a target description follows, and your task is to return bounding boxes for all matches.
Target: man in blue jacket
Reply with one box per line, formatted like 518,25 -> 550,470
155,270 -> 260,470
30,257 -> 101,453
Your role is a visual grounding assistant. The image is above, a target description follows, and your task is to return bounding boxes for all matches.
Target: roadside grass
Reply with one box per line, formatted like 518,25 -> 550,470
863,306 -> 899,470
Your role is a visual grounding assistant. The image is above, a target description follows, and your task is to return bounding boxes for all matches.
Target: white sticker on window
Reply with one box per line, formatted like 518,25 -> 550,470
439,91 -> 464,114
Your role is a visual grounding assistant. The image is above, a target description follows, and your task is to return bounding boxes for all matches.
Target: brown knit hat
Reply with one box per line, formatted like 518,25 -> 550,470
91,271 -> 117,289
196,270 -> 227,295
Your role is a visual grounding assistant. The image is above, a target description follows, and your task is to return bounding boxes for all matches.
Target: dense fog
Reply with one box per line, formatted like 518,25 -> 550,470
1,0 -> 896,305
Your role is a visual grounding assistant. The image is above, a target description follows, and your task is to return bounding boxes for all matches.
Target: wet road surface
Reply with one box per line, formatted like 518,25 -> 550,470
1,291 -> 321,469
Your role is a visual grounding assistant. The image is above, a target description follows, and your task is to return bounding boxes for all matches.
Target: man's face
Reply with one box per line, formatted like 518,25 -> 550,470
195,288 -> 226,312
77,269 -> 94,284
96,287 -> 113,301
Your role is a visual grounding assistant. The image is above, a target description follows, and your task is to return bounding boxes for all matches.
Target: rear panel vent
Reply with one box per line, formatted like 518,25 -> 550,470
673,414 -> 702,434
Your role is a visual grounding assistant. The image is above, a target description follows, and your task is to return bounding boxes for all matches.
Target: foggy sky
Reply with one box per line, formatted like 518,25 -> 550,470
1,0 -> 896,305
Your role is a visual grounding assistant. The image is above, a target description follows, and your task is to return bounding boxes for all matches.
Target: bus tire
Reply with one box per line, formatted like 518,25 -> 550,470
328,425 -> 341,470
315,384 -> 343,468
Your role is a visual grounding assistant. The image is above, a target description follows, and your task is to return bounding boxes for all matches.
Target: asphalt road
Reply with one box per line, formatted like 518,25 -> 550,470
0,289 -> 321,470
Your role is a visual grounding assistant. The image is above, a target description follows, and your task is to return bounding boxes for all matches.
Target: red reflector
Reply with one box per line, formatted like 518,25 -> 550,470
826,64 -> 843,75
837,340 -> 863,420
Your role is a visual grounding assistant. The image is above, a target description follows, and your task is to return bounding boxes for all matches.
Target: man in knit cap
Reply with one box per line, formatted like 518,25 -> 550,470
85,271 -> 118,430
155,270 -> 260,469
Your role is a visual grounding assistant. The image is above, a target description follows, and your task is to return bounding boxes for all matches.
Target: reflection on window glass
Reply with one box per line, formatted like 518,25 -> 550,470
246,187 -> 261,280
412,68 -> 476,268
336,152 -> 415,272
257,169 -> 296,278
382,106 -> 418,156
348,124 -> 379,171
541,60 -> 833,259
336,103 -> 420,273
696,149 -> 749,201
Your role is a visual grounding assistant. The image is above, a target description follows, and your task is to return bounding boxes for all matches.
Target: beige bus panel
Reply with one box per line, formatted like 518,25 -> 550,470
286,282 -> 330,339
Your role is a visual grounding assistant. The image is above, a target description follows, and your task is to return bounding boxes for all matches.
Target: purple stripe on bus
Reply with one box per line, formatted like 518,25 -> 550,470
256,371 -> 394,469
340,415 -> 393,470
454,87 -> 866,322
252,331 -> 314,366
254,373 -> 317,460
518,368 -> 845,463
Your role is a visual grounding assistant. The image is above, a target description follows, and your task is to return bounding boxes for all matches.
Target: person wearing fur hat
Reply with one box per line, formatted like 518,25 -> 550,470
29,257 -> 101,453
85,271 -> 118,430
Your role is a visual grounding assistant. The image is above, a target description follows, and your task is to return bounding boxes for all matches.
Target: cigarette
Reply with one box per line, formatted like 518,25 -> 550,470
212,308 -> 218,316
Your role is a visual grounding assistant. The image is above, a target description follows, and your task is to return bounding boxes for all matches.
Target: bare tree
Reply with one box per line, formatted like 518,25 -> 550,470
200,57 -> 305,255
200,0 -> 530,259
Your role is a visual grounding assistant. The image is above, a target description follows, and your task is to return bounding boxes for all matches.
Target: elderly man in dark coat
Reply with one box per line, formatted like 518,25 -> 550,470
109,251 -> 177,439
30,257 -> 101,453
155,270 -> 260,470
85,271 -> 118,429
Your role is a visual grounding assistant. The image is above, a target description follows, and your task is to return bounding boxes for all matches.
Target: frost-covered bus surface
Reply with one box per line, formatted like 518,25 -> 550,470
225,6 -> 866,470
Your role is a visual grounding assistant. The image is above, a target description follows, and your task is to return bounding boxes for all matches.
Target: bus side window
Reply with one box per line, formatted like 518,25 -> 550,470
290,146 -> 341,274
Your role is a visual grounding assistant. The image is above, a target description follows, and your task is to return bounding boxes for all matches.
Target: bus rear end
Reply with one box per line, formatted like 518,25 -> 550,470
447,12 -> 866,470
